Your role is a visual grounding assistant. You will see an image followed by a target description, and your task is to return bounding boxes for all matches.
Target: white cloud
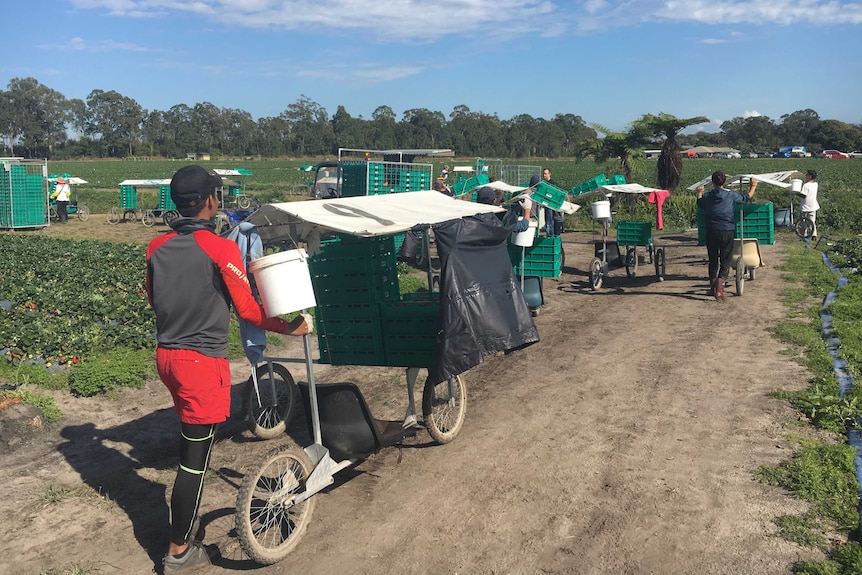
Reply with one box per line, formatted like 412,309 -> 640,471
700,38 -> 727,44
37,37 -> 151,52
68,0 -> 862,43
743,110 -> 762,118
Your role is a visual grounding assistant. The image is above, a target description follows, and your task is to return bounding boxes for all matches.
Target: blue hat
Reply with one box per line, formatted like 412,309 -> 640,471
476,186 -> 496,204
529,174 -> 540,187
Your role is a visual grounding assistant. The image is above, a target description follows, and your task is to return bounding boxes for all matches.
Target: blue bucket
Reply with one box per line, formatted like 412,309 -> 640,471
774,208 -> 791,228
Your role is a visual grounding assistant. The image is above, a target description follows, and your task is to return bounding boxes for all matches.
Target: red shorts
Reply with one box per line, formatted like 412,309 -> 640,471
156,347 -> 231,424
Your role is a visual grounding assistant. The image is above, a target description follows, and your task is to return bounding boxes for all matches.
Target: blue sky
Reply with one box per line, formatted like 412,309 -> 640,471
4,0 -> 861,134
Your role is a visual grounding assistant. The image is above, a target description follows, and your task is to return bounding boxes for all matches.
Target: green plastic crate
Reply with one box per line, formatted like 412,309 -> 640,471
120,185 -> 137,209
509,235 -> 562,278
616,221 -> 652,246
571,174 -> 608,195
608,175 -> 626,185
531,181 -> 568,210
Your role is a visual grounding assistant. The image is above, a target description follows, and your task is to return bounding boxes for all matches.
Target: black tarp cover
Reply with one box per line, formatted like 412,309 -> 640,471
427,210 -> 540,384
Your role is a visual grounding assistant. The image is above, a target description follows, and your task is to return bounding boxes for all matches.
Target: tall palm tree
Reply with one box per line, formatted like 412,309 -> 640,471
634,113 -> 709,191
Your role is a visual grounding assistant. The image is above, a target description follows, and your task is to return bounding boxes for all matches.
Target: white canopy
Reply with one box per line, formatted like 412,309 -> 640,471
686,171 -> 798,191
248,190 -> 504,249
572,182 -> 667,202
49,176 -> 88,185
118,179 -> 172,186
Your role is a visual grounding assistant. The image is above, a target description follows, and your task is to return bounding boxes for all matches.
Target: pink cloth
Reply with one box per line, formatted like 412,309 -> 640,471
647,190 -> 671,230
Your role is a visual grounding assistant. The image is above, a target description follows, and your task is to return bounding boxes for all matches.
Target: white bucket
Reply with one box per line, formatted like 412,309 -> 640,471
512,219 -> 538,247
790,178 -> 803,193
591,200 -> 611,220
248,249 -> 317,317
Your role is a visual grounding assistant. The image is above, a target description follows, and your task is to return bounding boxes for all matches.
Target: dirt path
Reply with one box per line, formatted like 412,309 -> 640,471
0,228 -> 821,574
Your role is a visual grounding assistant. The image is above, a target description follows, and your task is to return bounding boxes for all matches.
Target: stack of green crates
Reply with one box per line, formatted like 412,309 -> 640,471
158,185 -> 177,211
340,162 -> 368,197
0,164 -> 46,228
120,184 -> 137,209
310,235 -> 400,365
380,291 -> 439,367
697,202 -> 774,246
508,235 -> 562,278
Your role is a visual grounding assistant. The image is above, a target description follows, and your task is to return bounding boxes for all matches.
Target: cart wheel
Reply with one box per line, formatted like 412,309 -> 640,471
163,210 -> 180,226
123,209 -> 137,223
648,244 -> 654,265
589,257 -> 604,290
559,246 -> 566,274
654,248 -> 666,281
238,195 -> 252,209
422,374 -> 466,444
142,210 -> 156,227
735,258 -> 746,296
245,363 -> 297,439
795,217 -> 814,240
48,205 -> 58,221
625,247 -> 638,278
107,208 -> 120,225
235,444 -> 315,565
748,266 -> 756,281
76,204 -> 90,221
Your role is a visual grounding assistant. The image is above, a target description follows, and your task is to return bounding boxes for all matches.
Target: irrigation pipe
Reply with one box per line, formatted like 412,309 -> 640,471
816,244 -> 862,531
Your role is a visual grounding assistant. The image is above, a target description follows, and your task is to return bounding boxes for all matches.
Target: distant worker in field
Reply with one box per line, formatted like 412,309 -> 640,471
146,165 -> 312,573
696,171 -> 758,300
53,177 -> 71,223
440,165 -> 450,180
797,170 -> 819,239
541,168 -> 565,236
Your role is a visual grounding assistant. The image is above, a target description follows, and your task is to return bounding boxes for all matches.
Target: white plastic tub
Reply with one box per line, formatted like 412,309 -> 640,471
790,178 -> 802,193
249,249 -> 317,317
512,219 -> 538,247
591,200 -> 611,220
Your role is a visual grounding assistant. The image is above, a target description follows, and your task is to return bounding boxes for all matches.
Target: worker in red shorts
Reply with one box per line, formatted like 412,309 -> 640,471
146,165 -> 311,572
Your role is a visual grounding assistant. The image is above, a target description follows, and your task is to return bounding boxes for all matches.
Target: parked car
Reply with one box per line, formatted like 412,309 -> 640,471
821,150 -> 850,159
849,151 -> 862,158
756,151 -> 772,158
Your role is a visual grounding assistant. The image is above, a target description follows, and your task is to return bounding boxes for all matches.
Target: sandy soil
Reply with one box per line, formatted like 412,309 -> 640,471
0,217 -> 823,574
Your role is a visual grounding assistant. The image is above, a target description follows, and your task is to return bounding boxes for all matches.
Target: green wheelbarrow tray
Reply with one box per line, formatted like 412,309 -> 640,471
731,238 -> 763,269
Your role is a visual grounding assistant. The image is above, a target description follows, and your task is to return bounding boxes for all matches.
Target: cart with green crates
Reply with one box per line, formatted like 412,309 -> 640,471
310,148 -> 438,199
109,179 -> 181,227
508,235 -> 563,278
213,168 -> 254,209
0,158 -> 48,229
47,173 -> 90,222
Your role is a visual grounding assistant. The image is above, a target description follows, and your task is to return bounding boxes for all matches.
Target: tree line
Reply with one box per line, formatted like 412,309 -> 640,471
1,77 -> 860,160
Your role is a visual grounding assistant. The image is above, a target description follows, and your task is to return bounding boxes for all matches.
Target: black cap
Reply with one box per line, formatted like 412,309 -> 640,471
170,165 -> 222,209
476,186 -> 496,204
806,169 -> 817,180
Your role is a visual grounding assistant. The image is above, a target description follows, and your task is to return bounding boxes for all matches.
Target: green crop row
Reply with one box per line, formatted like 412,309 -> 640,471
0,235 -> 155,367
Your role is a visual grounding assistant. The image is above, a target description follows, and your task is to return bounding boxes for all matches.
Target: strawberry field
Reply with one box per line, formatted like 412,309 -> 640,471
0,235 -> 154,368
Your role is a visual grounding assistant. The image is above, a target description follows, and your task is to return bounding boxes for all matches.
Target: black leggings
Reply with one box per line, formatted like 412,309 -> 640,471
170,423 -> 216,546
706,229 -> 735,280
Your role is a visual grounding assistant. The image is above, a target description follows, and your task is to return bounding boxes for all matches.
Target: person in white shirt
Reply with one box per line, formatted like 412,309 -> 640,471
54,177 -> 71,223
797,170 -> 819,239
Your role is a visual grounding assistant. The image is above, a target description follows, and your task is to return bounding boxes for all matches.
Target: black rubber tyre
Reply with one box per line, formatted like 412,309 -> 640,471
422,374 -> 466,444
123,209 -> 137,223
235,445 -> 315,565
107,208 -> 120,224
589,257 -> 603,290
142,209 -> 156,227
245,363 -> 296,439
163,210 -> 180,226
795,217 -> 814,240
625,247 -> 638,278
735,258 -> 745,296
76,204 -> 90,221
654,248 -> 666,281
238,196 -> 252,209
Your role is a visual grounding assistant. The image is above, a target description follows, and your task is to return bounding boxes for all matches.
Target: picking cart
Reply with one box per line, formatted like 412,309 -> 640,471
47,174 -> 90,222
233,191 -> 537,565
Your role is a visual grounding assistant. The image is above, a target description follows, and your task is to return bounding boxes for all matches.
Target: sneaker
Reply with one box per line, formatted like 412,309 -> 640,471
163,539 -> 211,572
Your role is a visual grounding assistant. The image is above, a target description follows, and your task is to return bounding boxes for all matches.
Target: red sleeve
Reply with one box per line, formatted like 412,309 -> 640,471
199,233 -> 287,333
